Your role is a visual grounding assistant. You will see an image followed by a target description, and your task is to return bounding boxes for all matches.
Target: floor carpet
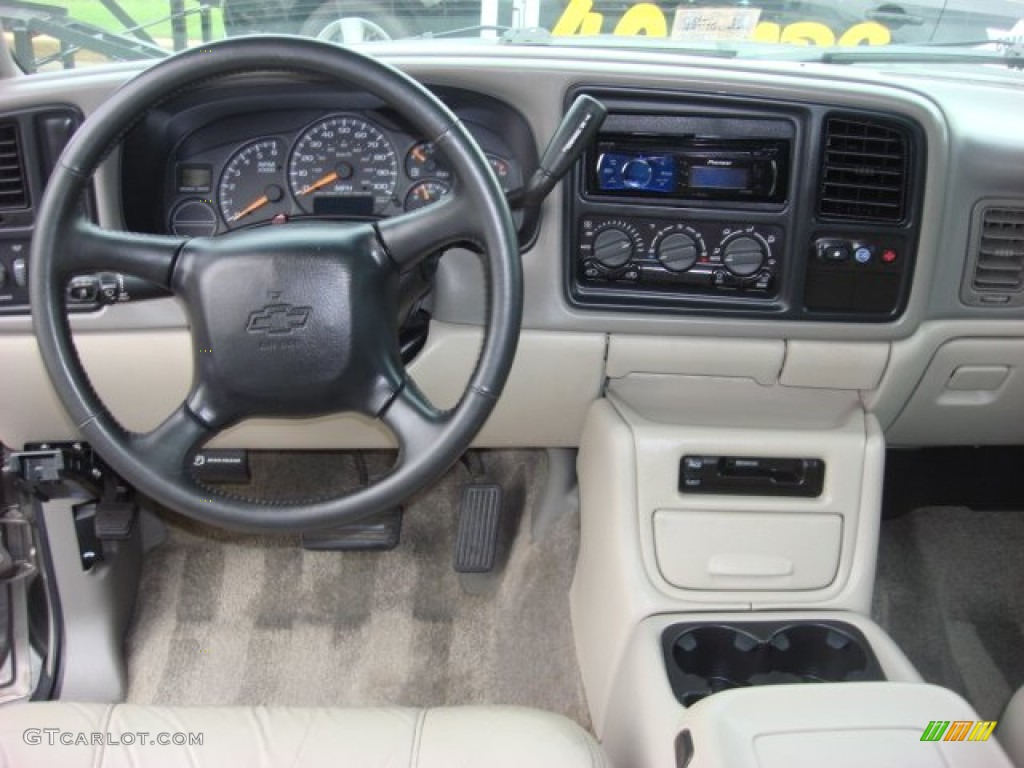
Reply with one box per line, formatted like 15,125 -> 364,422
124,450 -> 591,727
873,506 -> 1024,720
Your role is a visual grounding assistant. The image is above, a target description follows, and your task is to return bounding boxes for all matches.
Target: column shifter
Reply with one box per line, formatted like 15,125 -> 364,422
508,94 -> 608,208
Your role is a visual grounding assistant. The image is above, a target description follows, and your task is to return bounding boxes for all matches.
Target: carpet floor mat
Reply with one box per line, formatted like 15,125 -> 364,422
873,506 -> 1024,720
124,450 -> 590,727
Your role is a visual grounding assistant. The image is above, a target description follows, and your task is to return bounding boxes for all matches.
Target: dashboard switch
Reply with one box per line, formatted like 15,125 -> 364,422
12,258 -> 26,288
818,241 -> 851,262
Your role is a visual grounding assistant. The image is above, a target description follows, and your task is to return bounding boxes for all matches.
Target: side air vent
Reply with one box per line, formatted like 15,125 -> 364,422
963,205 -> 1024,306
0,123 -> 28,210
818,116 -> 909,223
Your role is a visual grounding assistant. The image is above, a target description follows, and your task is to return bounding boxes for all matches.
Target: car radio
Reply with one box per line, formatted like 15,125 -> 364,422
588,136 -> 789,205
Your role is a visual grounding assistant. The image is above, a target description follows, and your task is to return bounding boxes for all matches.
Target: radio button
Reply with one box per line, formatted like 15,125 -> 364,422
656,232 -> 700,272
722,235 -> 766,277
592,227 -> 635,269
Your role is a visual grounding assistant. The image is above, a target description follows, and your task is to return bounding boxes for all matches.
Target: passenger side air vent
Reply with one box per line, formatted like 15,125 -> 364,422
0,122 -> 28,210
963,204 -> 1024,306
817,116 -> 908,223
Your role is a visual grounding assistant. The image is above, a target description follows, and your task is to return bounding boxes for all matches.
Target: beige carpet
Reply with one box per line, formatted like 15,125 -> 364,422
124,450 -> 591,727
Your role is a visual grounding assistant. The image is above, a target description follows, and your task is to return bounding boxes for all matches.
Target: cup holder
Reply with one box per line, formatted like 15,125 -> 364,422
663,620 -> 885,707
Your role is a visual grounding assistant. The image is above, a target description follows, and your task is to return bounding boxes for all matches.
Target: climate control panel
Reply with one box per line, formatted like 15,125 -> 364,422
576,215 -> 784,297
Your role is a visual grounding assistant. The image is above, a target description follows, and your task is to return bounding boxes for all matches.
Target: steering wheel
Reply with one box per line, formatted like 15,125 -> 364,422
30,37 -> 522,532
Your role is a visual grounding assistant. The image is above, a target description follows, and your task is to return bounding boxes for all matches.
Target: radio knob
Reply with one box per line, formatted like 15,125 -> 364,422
656,232 -> 700,272
722,235 -> 766,277
592,227 -> 634,268
621,159 -> 654,189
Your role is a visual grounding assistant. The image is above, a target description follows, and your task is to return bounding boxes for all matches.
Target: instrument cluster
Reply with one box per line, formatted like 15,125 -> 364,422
165,111 -> 520,237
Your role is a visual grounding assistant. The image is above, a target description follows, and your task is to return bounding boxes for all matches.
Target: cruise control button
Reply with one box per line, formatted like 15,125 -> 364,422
98,273 -> 119,302
67,276 -> 99,303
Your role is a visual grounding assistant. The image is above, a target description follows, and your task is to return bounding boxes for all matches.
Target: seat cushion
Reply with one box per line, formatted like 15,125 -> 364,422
0,703 -> 607,767
1002,686 -> 1024,768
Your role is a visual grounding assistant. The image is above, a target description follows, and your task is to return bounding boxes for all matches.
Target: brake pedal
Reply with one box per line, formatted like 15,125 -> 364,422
301,507 -> 403,551
453,483 -> 503,573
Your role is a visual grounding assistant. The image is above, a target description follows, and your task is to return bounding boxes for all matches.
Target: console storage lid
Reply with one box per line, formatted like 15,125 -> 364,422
679,682 -> 1013,768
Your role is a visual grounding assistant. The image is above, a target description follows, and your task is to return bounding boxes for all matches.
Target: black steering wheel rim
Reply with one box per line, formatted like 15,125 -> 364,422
30,36 -> 522,532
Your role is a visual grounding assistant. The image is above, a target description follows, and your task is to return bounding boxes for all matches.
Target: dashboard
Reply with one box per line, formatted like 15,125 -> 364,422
2,44 -> 1024,451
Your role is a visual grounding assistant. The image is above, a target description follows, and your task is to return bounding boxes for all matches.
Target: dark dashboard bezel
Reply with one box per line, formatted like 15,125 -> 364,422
119,77 -> 541,250
563,85 -> 927,324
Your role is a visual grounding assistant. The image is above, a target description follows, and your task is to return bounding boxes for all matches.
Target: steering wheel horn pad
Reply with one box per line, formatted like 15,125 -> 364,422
30,37 -> 522,531
177,222 -> 405,427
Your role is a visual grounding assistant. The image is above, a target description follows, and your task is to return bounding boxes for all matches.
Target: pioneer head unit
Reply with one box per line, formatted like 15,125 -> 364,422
588,136 -> 790,205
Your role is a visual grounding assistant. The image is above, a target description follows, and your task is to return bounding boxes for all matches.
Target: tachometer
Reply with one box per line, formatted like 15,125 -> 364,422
289,116 -> 397,215
218,139 -> 288,227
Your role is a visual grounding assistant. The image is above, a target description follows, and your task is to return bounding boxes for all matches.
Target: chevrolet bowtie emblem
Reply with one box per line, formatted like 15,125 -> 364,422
246,303 -> 312,335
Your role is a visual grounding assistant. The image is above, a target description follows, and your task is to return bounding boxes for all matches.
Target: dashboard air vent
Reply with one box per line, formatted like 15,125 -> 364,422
818,116 -> 908,223
971,206 -> 1024,294
0,123 -> 28,210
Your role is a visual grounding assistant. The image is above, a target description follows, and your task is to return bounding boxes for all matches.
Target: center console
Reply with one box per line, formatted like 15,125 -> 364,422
570,392 -> 1015,767
566,88 -> 924,321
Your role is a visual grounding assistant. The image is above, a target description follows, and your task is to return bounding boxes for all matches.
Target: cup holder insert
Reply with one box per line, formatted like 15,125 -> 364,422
662,620 -> 885,707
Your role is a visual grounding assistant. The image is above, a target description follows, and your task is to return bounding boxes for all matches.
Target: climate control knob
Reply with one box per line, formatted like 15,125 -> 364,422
722,235 -> 766,277
656,232 -> 700,272
592,227 -> 635,268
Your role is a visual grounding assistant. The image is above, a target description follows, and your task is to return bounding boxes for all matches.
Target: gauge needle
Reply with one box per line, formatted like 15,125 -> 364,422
229,194 -> 269,222
299,171 -> 339,196
411,146 -> 426,162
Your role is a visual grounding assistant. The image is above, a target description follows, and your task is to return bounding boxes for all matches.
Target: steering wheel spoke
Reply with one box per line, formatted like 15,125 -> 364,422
128,403 -> 216,480
379,382 -> 449,462
374,192 -> 479,270
62,218 -> 186,288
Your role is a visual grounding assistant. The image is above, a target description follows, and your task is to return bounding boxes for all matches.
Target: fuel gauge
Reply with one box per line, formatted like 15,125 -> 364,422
404,180 -> 450,211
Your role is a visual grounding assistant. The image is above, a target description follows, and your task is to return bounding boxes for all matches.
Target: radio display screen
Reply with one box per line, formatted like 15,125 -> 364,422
689,165 -> 750,190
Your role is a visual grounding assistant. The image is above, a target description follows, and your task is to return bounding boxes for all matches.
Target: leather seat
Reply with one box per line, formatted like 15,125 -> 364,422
1003,687 -> 1024,768
0,703 -> 608,767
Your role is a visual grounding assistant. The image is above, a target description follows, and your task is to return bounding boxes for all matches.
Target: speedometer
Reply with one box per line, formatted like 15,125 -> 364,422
288,116 -> 397,215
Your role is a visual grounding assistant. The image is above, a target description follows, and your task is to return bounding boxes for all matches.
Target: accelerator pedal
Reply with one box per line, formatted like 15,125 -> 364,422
453,483 -> 504,573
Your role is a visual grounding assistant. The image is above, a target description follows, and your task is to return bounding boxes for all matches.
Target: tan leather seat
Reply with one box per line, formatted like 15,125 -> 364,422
0,703 -> 607,767
1003,687 -> 1024,768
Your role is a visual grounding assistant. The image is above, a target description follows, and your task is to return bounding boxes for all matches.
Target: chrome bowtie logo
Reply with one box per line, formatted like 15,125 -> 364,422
246,303 -> 312,335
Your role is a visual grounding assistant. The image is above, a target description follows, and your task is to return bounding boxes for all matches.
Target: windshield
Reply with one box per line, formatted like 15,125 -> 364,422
3,0 -> 1023,72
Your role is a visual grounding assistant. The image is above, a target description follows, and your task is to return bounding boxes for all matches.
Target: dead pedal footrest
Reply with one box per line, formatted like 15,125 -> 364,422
453,483 -> 503,573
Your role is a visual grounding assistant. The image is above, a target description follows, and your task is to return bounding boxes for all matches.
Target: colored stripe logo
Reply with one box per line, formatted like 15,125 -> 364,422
921,720 -> 997,742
